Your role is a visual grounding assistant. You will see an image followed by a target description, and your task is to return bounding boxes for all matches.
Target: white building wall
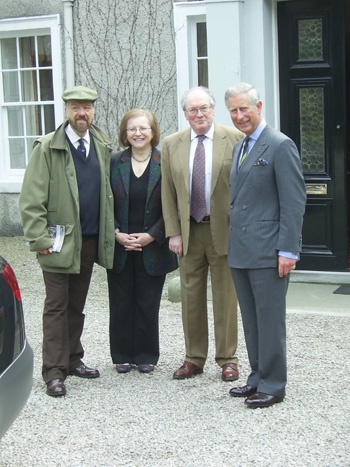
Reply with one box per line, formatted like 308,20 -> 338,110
174,0 -> 288,130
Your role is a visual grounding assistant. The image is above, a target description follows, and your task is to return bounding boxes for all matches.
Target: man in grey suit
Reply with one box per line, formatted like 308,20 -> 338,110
224,82 -> 306,408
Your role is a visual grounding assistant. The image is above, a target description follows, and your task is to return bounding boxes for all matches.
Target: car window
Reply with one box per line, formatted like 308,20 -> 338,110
0,260 -> 25,374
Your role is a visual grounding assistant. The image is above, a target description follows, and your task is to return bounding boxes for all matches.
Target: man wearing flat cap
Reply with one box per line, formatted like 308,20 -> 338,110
19,85 -> 115,397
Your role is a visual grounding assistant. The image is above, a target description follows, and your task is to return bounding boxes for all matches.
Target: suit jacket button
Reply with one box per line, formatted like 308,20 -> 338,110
242,205 -> 247,210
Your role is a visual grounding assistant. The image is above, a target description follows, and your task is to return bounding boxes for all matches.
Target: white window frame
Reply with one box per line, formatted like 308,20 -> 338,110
0,15 -> 63,193
174,0 -> 244,129
174,2 -> 207,129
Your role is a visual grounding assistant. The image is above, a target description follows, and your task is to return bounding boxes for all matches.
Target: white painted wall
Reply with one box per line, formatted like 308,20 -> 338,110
174,0 -> 287,131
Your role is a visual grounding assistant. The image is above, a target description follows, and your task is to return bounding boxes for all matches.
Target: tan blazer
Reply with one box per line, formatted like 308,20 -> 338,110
161,124 -> 243,256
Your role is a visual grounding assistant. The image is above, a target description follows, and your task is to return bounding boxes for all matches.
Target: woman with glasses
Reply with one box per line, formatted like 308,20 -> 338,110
107,108 -> 178,374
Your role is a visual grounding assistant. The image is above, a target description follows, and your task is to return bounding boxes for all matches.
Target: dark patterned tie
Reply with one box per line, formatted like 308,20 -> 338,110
239,136 -> 250,168
191,135 -> 206,222
77,138 -> 86,157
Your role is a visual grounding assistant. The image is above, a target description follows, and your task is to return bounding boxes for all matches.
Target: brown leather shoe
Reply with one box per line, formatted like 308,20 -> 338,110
69,363 -> 100,379
46,379 -> 66,397
173,361 -> 203,380
221,363 -> 239,381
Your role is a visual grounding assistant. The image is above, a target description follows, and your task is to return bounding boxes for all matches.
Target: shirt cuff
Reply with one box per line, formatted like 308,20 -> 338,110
278,250 -> 299,261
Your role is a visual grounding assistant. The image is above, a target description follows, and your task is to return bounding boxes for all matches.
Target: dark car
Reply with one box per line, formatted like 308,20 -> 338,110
0,255 -> 33,440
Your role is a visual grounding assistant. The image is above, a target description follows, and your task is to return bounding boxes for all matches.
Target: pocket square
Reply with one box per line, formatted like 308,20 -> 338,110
254,158 -> 269,166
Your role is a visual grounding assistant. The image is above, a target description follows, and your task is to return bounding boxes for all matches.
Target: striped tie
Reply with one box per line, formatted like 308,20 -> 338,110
191,135 -> 206,222
239,136 -> 250,168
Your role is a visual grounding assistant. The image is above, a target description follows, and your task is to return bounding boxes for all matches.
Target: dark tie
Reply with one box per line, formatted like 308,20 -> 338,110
191,135 -> 206,222
239,136 -> 250,168
77,138 -> 86,157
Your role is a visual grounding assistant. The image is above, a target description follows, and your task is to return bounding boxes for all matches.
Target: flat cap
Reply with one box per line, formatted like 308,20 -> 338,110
62,85 -> 98,102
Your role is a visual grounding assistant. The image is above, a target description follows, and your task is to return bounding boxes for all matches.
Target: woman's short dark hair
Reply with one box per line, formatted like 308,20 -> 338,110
118,108 -> 160,148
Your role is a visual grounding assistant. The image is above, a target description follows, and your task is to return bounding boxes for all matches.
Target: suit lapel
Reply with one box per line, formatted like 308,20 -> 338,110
231,127 -> 270,200
119,150 -> 131,197
147,149 -> 161,202
178,130 -> 191,193
210,125 -> 227,195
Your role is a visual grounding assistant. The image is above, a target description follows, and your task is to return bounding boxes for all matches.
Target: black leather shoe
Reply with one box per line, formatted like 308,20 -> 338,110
69,363 -> 100,379
115,363 -> 132,373
138,364 -> 155,373
244,392 -> 284,408
229,384 -> 257,397
46,379 -> 66,397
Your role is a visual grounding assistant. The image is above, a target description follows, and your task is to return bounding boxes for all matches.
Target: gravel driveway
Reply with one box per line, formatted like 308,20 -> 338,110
0,236 -> 349,466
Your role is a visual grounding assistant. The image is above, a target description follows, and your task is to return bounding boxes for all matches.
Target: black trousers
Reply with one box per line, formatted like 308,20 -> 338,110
107,251 -> 165,365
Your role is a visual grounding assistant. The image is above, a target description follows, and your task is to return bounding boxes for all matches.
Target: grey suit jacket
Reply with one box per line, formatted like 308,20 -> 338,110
228,125 -> 306,269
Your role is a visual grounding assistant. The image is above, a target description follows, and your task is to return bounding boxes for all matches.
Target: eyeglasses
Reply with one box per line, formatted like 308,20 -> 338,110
126,127 -> 151,134
186,105 -> 212,116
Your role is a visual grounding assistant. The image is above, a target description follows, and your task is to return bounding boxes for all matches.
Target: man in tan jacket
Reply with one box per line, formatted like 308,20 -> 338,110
161,86 -> 243,381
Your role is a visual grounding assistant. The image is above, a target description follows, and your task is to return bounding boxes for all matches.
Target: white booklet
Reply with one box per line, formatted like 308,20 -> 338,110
47,224 -> 65,253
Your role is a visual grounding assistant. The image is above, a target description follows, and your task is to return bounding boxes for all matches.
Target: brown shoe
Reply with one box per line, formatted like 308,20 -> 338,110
221,363 -> 239,381
69,363 -> 100,379
46,379 -> 66,397
173,361 -> 203,380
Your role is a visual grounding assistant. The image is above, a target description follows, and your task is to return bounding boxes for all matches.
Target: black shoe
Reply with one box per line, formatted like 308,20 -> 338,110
244,392 -> 284,408
115,363 -> 132,373
229,384 -> 257,398
138,364 -> 155,373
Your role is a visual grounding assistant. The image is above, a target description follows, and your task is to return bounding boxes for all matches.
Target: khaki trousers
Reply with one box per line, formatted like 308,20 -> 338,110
179,221 -> 238,368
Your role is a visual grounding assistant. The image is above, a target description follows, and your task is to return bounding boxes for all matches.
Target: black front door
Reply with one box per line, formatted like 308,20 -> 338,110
278,0 -> 348,271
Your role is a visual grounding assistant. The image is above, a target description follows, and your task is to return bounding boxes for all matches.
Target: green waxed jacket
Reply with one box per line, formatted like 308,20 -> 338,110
19,120 -> 115,273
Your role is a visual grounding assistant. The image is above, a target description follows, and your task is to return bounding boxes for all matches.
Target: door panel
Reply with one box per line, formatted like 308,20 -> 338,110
278,0 -> 348,271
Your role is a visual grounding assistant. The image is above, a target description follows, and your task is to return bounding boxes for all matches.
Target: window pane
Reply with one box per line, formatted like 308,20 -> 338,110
299,87 -> 325,172
25,105 -> 42,135
298,18 -> 323,61
198,59 -> 208,87
43,105 -> 55,133
37,35 -> 52,67
8,106 -> 24,136
197,23 -> 207,57
1,38 -> 17,69
39,69 -> 53,100
27,137 -> 37,155
3,71 -> 19,102
21,70 -> 38,101
9,139 -> 26,169
19,37 -> 36,68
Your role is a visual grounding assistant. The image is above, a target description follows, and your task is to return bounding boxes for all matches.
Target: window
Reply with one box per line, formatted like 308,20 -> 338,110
196,22 -> 208,87
0,16 -> 63,189
174,1 -> 242,130
2,35 -> 55,169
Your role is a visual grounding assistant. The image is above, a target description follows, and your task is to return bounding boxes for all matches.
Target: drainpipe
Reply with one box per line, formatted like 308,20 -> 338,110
62,0 -> 75,87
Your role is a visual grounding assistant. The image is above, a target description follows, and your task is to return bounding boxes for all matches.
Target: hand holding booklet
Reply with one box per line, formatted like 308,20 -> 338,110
47,224 -> 65,253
